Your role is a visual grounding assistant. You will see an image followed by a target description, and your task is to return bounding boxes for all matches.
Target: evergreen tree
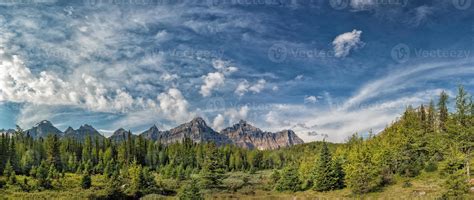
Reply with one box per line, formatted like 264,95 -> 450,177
36,161 -> 52,189
427,100 -> 436,133
4,160 -> 16,185
312,142 -> 333,191
275,164 -> 301,192
441,170 -> 469,199
200,143 -> 225,189
45,134 -> 62,171
438,91 -> 449,132
178,178 -> 204,200
344,143 -> 382,194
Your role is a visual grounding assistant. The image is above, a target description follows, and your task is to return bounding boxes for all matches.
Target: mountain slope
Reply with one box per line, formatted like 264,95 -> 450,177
63,124 -> 105,141
220,120 -> 304,150
25,120 -> 63,139
139,125 -> 161,141
158,117 -> 231,145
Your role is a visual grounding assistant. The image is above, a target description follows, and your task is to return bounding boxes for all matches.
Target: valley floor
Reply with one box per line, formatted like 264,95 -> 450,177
1,170 -> 472,200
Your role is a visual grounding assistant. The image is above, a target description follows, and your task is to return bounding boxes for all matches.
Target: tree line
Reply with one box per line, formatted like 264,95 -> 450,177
0,86 -> 472,199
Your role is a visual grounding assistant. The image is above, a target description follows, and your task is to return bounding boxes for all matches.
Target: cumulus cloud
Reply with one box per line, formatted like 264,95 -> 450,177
0,54 -> 153,113
157,88 -> 191,122
235,80 -> 250,96
200,72 -> 226,97
234,79 -> 266,96
212,114 -> 225,131
200,59 -> 238,97
332,29 -> 364,58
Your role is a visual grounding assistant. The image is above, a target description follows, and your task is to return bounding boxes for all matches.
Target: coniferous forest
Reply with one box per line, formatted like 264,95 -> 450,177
0,86 -> 472,199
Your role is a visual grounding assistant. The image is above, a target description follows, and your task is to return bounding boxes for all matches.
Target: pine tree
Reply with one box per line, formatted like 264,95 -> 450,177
200,143 -> 225,189
441,170 -> 469,199
9,136 -> 19,173
438,91 -> 449,132
4,160 -> 16,185
46,134 -> 62,171
313,142 -> 333,191
36,161 -> 52,189
427,100 -> 436,133
275,164 -> 301,192
178,178 -> 204,200
344,143 -> 382,194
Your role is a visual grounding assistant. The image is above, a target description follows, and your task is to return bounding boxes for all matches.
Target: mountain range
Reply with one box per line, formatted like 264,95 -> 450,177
16,117 -> 304,150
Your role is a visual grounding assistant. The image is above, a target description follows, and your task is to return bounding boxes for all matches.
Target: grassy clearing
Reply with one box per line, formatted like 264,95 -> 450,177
1,170 -> 472,200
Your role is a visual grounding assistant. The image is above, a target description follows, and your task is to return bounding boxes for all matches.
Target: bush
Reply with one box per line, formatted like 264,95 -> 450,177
424,161 -> 438,172
441,170 -> 468,199
275,166 -> 301,192
178,179 -> 203,200
81,174 -> 92,189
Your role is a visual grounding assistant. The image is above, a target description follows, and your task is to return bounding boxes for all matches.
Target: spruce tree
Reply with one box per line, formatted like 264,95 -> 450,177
427,100 -> 436,133
438,91 -> 449,132
4,160 -> 16,185
178,178 -> 204,200
46,134 -> 61,171
313,141 -> 333,191
275,164 -> 301,192
200,143 -> 225,189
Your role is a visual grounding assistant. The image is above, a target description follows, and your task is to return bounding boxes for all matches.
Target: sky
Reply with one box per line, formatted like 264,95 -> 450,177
0,0 -> 473,142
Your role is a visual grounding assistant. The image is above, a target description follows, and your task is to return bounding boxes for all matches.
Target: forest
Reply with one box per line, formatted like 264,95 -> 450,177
0,86 -> 472,199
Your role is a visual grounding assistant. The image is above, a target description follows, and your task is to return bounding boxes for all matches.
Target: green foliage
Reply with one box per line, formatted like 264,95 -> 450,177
344,142 -> 382,194
441,170 -> 469,199
4,160 -> 16,185
275,165 -> 301,192
80,173 -> 92,189
36,161 -> 52,189
200,143 -> 226,189
178,179 -> 204,200
312,142 -> 341,191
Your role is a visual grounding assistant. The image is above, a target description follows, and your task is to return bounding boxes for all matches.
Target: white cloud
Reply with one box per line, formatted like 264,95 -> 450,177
235,80 -> 250,96
225,105 -> 249,124
304,96 -> 318,104
200,72 -> 225,97
249,79 -> 266,93
295,75 -> 303,80
157,88 -> 191,122
234,79 -> 266,96
160,73 -> 179,82
200,59 -> 238,97
212,114 -> 225,131
332,29 -> 364,58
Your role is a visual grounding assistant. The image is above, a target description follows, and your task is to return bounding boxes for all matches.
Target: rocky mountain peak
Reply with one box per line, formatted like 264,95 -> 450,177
27,120 -> 62,139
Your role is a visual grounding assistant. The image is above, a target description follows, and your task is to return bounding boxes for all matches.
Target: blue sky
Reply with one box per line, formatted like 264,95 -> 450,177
0,0 -> 472,142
